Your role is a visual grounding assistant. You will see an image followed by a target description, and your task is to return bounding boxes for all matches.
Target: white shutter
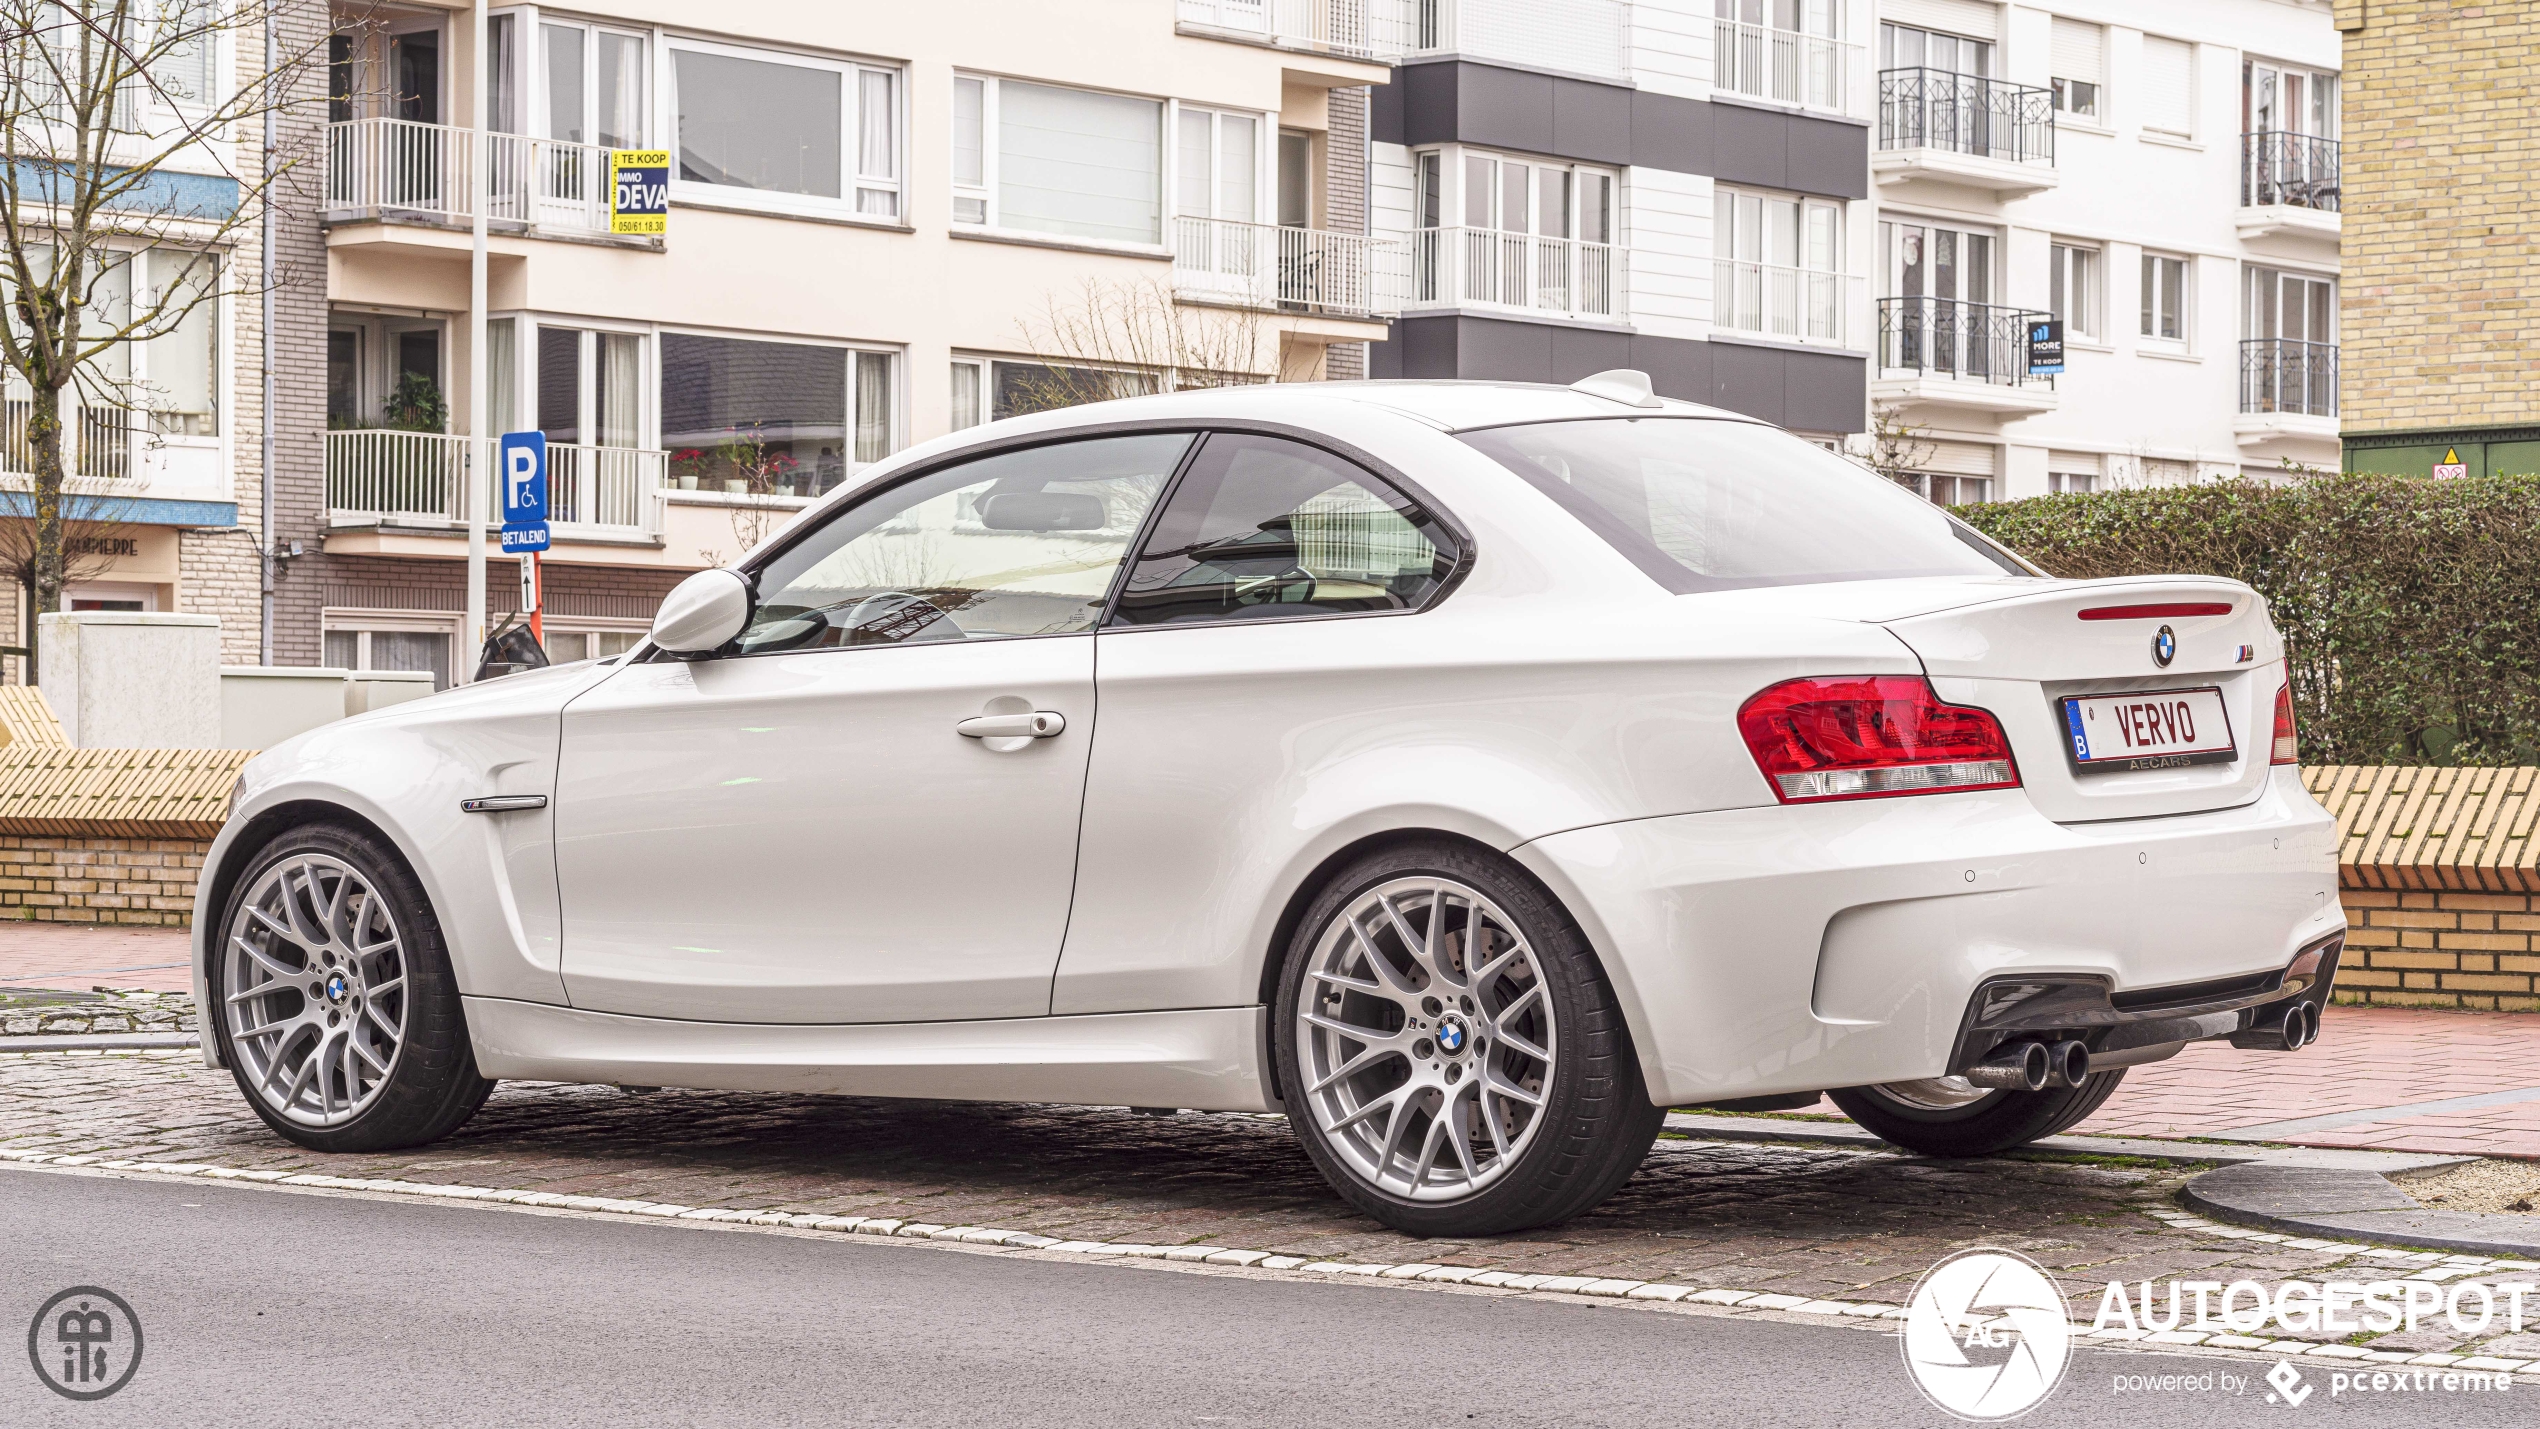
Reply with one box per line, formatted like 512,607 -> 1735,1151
2047,450 -> 2103,479
2050,19 -> 2103,85
2140,36 -> 2194,136
1885,0 -> 2000,42
1920,439 -> 1999,478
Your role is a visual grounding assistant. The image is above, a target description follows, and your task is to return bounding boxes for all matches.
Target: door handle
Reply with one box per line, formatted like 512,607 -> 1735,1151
956,710 -> 1065,740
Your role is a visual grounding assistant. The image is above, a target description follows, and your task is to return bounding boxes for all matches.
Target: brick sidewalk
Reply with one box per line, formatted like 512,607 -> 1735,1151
0,920 -> 191,993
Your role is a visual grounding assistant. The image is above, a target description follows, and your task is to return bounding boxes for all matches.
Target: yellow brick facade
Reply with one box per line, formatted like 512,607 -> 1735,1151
2334,1 -> 2540,438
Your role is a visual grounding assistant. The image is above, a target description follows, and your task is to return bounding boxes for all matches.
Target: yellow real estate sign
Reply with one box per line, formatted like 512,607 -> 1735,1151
609,149 -> 669,236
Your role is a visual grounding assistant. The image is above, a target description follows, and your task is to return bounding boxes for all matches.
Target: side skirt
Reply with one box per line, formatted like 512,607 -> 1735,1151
462,999 -> 1275,1112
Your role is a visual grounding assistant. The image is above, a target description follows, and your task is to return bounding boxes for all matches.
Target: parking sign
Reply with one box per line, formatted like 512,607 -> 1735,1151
499,431 -> 550,553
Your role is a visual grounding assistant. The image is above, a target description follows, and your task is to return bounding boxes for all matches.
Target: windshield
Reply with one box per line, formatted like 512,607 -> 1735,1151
1459,417 -> 2032,593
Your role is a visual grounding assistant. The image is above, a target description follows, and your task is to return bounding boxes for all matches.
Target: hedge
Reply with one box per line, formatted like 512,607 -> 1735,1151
1955,474 -> 2540,766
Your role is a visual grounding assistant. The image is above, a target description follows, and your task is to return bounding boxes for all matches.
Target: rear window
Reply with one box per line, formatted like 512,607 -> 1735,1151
1459,418 -> 2032,593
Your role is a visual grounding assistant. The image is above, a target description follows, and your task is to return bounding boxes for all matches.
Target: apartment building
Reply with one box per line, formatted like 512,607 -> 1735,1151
1364,0 -> 1874,442
2332,0 -> 2538,480
1865,0 -> 2342,501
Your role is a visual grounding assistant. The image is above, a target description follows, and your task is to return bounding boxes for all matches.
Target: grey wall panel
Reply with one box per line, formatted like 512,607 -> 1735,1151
1454,64 -> 1558,155
1551,324 -> 1638,376
1551,79 -> 1634,167
1778,347 -> 1871,432
1627,333 -> 1715,403
1707,102 -> 1790,190
1785,113 -> 1874,201
1378,317 -> 1864,434
1625,90 -> 1714,176
1708,342 -> 1791,424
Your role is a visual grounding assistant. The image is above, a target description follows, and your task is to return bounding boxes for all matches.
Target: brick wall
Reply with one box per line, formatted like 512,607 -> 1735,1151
0,835 -> 211,927
1323,83 -> 1371,383
2334,887 -> 2540,1012
2335,0 -> 2540,435
267,0 -> 336,667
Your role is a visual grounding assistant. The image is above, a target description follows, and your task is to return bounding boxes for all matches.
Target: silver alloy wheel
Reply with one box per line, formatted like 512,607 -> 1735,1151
1294,876 -> 1556,1202
222,853 -> 409,1127
1866,1077 -> 1996,1112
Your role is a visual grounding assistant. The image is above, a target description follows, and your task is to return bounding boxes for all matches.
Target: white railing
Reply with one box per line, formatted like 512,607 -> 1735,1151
2,402 -> 136,482
324,118 -> 629,240
1171,218 -> 1398,318
327,430 -> 666,535
1712,18 -> 1866,118
1390,227 -> 1622,320
1177,0 -> 1374,58
1374,0 -> 1629,81
1711,262 -> 1864,346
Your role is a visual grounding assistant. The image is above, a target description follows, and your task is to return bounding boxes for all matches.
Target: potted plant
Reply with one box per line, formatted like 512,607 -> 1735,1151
670,449 -> 704,490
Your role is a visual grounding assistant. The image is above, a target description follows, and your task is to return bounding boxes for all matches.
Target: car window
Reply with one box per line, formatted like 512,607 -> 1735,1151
1106,433 -> 1459,628
1458,417 -> 2030,594
733,433 -> 1191,655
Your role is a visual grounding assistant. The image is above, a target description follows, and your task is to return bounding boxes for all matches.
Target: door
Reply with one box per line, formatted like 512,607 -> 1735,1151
2245,268 -> 2336,415
554,431 -> 1191,1024
1884,221 -> 1994,375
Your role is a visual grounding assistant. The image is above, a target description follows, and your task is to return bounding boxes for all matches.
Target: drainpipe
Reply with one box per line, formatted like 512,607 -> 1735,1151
258,13 -> 276,664
462,0 -> 489,680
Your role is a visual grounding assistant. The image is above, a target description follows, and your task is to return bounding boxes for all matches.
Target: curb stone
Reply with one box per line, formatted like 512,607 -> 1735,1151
2183,1162 -> 2540,1258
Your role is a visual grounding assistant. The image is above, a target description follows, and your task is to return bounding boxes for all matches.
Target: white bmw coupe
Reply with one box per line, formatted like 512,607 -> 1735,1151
196,374 -> 2344,1235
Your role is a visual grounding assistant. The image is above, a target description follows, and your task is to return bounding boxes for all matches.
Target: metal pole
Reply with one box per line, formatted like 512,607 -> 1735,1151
258,12 -> 276,664
462,0 -> 490,681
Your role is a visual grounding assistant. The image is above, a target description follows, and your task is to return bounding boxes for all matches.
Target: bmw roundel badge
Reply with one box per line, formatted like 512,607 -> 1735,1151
2152,625 -> 2177,668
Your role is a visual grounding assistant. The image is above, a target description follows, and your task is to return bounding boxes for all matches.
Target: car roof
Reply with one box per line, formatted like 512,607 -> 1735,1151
1188,379 -> 1765,434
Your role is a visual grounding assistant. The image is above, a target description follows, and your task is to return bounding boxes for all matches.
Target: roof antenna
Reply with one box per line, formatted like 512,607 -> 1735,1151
1570,368 -> 1662,409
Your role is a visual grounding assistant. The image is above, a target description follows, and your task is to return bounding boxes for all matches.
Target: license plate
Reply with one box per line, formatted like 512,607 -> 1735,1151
2060,687 -> 2236,770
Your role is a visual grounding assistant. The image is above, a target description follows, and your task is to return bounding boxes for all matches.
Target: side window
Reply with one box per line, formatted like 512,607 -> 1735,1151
1108,433 -> 1459,628
733,433 -> 1192,654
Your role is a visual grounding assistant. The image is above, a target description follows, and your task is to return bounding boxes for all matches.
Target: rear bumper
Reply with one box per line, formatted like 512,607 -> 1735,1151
1513,766 -> 2343,1105
1949,933 -> 2342,1078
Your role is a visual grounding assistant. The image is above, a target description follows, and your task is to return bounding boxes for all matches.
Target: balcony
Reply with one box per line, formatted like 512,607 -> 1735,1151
1712,18 -> 1869,120
1711,261 -> 1866,348
1176,0 -> 1377,60
325,430 -> 667,541
1391,227 -> 1622,323
323,119 -> 659,248
1873,297 -> 2058,415
3,404 -> 135,483
1171,218 -> 1399,321
2233,339 -> 2339,445
2238,132 -> 2341,240
1874,69 -> 2058,197
1374,0 -> 1629,82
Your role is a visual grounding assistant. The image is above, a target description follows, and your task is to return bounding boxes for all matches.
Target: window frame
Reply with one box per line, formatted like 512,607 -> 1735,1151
652,325 -> 903,492
1713,183 -> 1850,344
2139,250 -> 2191,347
2048,241 -> 2100,343
664,34 -> 903,223
1170,102 -> 1273,225
951,72 -> 1169,250
1410,144 -> 1619,246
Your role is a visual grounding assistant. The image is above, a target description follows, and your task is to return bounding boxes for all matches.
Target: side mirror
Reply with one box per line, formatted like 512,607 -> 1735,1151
650,568 -> 753,655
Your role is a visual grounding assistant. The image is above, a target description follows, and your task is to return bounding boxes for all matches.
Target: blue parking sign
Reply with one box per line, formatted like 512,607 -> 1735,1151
499,431 -> 550,553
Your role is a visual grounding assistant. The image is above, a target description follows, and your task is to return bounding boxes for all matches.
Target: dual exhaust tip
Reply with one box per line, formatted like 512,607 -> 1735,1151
1965,1037 -> 2092,1092
2228,998 -> 2322,1052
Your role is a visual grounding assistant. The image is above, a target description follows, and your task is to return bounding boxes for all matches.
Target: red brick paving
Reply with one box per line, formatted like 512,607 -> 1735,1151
0,920 -> 191,992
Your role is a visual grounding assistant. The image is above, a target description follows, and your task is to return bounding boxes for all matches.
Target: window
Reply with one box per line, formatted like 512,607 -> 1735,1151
734,433 -> 1191,654
1459,419 -> 2024,593
140,251 -> 217,436
531,21 -> 649,149
1110,434 -> 1457,627
2048,471 -> 2096,495
2246,268 -> 2335,344
2140,36 -> 2194,138
950,358 -> 987,430
1879,22 -> 1988,77
670,40 -> 899,217
2049,19 -> 2102,120
2140,252 -> 2188,343
1277,130 -> 1312,227
324,627 -> 455,691
953,75 -> 1162,245
2049,243 -> 2098,341
1714,187 -> 1845,341
660,333 -> 897,496
2244,59 -> 2338,140
1175,106 -> 1261,223
991,360 -> 1158,421
552,629 -> 644,663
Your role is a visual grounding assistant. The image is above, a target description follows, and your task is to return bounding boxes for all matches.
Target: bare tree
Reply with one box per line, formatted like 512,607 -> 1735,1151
1007,278 -> 1281,417
1863,402 -> 1936,492
0,0 -> 321,669
0,487 -> 145,678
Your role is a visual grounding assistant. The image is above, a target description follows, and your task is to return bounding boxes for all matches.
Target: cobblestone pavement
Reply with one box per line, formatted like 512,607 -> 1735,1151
10,1048 -> 2540,1370
0,988 -> 194,1035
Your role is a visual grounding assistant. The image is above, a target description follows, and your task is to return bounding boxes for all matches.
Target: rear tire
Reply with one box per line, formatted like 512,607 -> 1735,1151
211,822 -> 493,1153
1274,841 -> 1664,1237
1828,1069 -> 2127,1157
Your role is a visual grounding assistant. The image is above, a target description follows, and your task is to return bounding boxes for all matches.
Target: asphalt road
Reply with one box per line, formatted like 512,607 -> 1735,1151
1,1165 -> 2524,1428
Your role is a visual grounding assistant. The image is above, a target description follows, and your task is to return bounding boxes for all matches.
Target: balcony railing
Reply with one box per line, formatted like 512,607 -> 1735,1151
1177,0 -> 1375,58
2,403 -> 136,482
1393,226 -> 1621,320
2242,131 -> 2340,212
324,118 -> 633,241
1877,297 -> 2056,388
1374,0 -> 1629,81
1878,68 -> 2056,165
1713,18 -> 1866,118
1712,262 -> 1864,346
2240,339 -> 2338,418
326,430 -> 666,535
1171,218 -> 1396,318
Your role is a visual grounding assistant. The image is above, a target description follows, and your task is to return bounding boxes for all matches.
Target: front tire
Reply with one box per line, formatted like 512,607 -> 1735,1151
1274,841 -> 1663,1237
1828,1069 -> 2128,1158
212,823 -> 492,1153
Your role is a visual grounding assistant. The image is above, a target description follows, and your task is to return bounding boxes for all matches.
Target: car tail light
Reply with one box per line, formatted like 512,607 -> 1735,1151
2271,682 -> 2299,764
1738,676 -> 2021,804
